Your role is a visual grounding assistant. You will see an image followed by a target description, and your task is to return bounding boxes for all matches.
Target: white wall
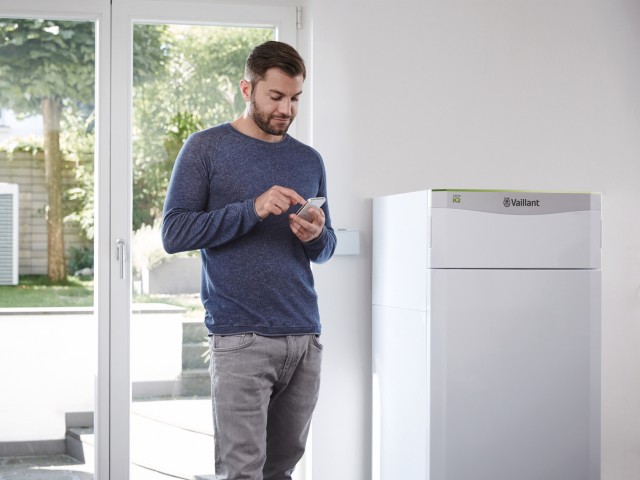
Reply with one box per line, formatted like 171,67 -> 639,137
309,0 -> 640,479
0,314 -> 96,442
0,309 -> 182,442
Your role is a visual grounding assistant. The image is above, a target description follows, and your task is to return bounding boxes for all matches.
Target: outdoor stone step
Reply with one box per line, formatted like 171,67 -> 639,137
65,427 -> 94,464
182,342 -> 209,370
180,369 -> 211,397
182,321 -> 209,344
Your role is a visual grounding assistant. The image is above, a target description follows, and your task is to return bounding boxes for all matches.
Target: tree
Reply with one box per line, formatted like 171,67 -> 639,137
1,20 -> 273,262
132,111 -> 203,230
0,19 -> 168,279
0,19 -> 95,281
131,25 -> 272,230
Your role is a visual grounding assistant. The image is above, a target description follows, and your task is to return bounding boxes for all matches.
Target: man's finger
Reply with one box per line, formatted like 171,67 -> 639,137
271,186 -> 305,205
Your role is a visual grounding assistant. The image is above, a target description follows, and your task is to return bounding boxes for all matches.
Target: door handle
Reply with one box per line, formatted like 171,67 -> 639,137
115,238 -> 127,280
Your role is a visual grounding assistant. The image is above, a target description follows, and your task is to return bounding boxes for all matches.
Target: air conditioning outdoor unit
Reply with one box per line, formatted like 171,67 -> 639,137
0,183 -> 19,285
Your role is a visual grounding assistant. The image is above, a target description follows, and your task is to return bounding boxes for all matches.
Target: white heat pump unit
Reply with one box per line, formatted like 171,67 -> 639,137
0,183 -> 19,285
373,189 -> 601,480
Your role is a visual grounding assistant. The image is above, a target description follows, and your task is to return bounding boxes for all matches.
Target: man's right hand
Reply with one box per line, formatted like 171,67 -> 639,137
254,186 -> 306,220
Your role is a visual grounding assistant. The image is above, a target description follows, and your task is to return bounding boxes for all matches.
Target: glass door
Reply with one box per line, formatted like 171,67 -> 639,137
0,0 -> 110,478
110,1 -> 299,478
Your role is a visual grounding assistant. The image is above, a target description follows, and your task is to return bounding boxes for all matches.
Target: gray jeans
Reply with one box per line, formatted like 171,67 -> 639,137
208,333 -> 323,480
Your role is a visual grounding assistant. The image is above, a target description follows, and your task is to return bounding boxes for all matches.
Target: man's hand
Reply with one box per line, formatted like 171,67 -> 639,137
289,205 -> 325,243
254,186 -> 306,220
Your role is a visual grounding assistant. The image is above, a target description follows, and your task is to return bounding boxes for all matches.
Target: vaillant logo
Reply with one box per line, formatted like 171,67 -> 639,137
452,195 -> 462,204
503,197 -> 540,208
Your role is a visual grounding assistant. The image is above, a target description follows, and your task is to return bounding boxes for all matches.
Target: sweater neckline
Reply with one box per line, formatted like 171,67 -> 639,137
225,122 -> 291,146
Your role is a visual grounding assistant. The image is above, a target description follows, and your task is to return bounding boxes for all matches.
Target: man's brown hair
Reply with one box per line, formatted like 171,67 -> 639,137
245,40 -> 306,88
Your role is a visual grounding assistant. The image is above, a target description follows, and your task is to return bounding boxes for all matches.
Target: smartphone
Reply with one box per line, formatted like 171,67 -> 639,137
295,197 -> 326,221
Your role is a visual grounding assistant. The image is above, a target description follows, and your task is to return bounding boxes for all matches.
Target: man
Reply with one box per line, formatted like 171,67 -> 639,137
162,41 -> 336,480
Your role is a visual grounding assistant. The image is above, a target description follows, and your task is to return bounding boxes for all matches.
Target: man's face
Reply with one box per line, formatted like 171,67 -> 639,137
247,68 -> 304,138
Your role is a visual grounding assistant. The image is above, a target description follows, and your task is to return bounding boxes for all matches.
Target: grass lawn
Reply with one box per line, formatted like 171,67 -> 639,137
0,275 -> 204,319
0,275 -> 94,308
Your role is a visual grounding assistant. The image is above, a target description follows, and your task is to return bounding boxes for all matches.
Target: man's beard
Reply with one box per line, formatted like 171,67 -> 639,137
250,98 -> 293,137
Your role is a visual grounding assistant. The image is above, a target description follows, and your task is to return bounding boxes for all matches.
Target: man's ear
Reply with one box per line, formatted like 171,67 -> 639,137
239,79 -> 252,102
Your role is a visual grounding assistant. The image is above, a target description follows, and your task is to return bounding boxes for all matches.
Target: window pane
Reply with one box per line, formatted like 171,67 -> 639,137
129,23 -> 273,479
0,17 -> 96,478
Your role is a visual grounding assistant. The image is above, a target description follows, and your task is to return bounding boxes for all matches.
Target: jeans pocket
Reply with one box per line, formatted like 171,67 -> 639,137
311,334 -> 324,350
211,333 -> 256,352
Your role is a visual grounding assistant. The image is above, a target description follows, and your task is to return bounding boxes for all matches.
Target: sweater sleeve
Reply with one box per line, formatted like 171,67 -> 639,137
303,225 -> 337,264
161,134 -> 261,254
302,160 -> 337,264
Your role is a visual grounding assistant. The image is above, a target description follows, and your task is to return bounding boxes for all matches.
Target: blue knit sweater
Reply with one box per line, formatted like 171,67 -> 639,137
161,123 -> 336,336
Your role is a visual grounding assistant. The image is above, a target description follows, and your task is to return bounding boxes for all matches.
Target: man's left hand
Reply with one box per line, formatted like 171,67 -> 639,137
289,206 -> 325,243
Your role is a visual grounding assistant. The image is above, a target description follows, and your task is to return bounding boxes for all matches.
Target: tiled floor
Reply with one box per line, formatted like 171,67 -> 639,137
0,398 -> 214,480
